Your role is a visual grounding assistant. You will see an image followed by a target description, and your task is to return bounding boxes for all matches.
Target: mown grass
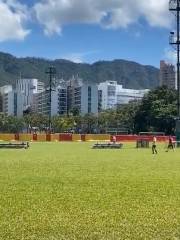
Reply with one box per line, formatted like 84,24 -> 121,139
0,142 -> 180,239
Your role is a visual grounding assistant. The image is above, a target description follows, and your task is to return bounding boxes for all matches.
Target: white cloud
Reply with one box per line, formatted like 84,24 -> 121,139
62,53 -> 84,63
33,0 -> 171,35
61,50 -> 99,63
0,0 -> 171,41
0,0 -> 30,42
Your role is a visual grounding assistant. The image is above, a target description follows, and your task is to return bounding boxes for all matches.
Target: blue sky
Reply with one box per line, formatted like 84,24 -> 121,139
0,0 -> 175,68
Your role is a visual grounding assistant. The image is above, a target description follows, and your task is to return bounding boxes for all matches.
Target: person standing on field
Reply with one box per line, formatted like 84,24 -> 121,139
152,136 -> 157,154
112,135 -> 116,143
166,135 -> 174,152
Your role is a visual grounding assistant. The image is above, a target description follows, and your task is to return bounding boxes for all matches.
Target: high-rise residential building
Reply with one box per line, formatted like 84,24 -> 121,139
37,80 -> 67,116
0,85 -> 24,116
37,90 -> 50,116
3,91 -> 15,116
98,81 -> 149,110
0,94 -> 2,113
37,81 -> 45,93
16,78 -> 45,114
0,85 -> 13,95
0,85 -> 14,115
98,81 -> 117,109
32,81 -> 45,113
38,89 -> 59,116
67,76 -> 98,115
14,92 -> 24,117
160,60 -> 176,89
98,90 -> 102,112
57,84 -> 67,115
0,77 -> 149,117
16,78 -> 38,108
37,76 -> 98,116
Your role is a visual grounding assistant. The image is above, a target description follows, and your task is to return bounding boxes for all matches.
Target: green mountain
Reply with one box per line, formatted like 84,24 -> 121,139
0,52 -> 159,89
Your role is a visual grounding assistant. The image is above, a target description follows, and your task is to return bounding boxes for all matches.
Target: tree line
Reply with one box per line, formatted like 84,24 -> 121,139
0,86 -> 177,134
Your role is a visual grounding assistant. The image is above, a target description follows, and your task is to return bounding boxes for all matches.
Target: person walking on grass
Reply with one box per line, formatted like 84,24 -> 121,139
166,135 -> 174,152
112,135 -> 116,143
152,136 -> 157,154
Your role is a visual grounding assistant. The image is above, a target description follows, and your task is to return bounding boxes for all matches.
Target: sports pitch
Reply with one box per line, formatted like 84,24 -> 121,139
0,142 -> 180,240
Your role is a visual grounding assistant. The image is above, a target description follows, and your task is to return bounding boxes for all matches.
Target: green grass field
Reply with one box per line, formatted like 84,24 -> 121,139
0,142 -> 180,240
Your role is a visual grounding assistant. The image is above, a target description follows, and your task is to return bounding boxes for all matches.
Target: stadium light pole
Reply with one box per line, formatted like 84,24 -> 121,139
169,0 -> 180,116
45,66 -> 56,133
169,0 -> 180,141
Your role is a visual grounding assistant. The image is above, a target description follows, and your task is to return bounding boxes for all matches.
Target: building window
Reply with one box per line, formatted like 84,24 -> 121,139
108,85 -> 116,96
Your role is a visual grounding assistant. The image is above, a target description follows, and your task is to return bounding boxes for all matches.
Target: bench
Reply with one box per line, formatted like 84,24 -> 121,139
0,141 -> 30,149
92,142 -> 123,149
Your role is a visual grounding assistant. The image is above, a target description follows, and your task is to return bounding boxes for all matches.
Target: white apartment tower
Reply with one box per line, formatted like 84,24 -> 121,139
67,76 -> 98,115
16,78 -> 45,114
0,85 -> 14,115
160,60 -> 176,89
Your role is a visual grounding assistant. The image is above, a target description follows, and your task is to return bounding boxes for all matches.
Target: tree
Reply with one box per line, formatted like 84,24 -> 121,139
134,86 -> 177,134
70,107 -> 80,116
82,114 -> 98,133
24,113 -> 48,132
116,101 -> 141,133
0,114 -> 24,133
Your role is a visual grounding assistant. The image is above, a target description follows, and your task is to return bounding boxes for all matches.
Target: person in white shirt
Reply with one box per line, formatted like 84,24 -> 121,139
112,135 -> 116,143
152,136 -> 157,154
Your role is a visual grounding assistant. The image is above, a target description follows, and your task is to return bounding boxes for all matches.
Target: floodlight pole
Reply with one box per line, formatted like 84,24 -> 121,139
178,1 -> 180,117
45,66 -> 56,133
169,0 -> 180,116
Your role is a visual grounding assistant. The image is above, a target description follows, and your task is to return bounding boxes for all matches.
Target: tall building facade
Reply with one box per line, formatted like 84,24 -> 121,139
57,84 -> 67,115
37,80 -> 67,116
16,78 -> 45,115
0,77 -> 149,116
37,90 -> 50,116
0,79 -> 45,117
0,94 -> 2,113
98,81 -> 149,110
16,78 -> 37,108
37,77 -> 98,116
98,90 -> 102,112
37,89 -> 59,116
0,85 -> 14,115
160,60 -> 176,89
67,76 -> 98,115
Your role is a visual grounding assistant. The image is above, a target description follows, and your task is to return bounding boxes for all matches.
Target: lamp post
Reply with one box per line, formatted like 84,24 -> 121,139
169,0 -> 180,140
45,66 -> 56,133
169,0 -> 180,116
